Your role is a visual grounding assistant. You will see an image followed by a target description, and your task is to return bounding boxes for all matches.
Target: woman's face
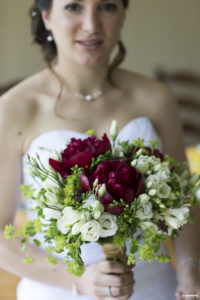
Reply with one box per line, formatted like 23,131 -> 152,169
42,0 -> 126,67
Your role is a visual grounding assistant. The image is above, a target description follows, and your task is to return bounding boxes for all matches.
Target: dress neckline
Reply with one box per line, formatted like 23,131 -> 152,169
22,116 -> 161,158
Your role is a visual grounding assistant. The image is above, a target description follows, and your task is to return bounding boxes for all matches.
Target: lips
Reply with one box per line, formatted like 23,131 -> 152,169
77,39 -> 103,46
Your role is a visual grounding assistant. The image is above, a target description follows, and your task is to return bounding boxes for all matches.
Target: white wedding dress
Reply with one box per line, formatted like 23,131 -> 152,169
17,117 -> 177,300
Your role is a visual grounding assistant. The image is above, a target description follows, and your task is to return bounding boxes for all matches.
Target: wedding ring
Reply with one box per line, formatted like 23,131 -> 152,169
108,286 -> 113,297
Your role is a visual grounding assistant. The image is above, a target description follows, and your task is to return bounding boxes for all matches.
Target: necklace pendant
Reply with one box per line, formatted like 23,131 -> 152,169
85,95 -> 92,101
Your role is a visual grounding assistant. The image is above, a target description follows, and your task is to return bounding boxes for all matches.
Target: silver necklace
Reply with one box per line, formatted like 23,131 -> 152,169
74,90 -> 103,101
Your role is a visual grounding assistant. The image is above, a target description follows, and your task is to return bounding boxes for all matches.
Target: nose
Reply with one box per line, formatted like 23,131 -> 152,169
82,8 -> 101,34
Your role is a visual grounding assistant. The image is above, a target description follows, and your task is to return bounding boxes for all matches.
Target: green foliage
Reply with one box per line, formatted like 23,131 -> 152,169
4,224 -> 14,240
24,221 -> 36,237
23,257 -> 34,264
20,185 -> 36,199
64,167 -> 82,206
138,227 -> 168,263
66,260 -> 85,277
33,239 -> 41,247
46,256 -> 58,265
84,129 -> 96,136
90,151 -> 112,169
54,235 -> 67,253
45,222 -> 59,240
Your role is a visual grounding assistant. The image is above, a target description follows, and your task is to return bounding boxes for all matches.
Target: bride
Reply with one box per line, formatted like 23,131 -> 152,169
0,0 -> 199,299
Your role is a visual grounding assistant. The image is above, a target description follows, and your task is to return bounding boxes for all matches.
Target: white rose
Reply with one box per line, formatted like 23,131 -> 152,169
43,207 -> 61,220
156,182 -> 171,199
81,220 -> 101,242
62,207 -> 81,227
57,217 -> 70,234
72,221 -> 85,235
99,213 -> 118,237
136,202 -> 153,220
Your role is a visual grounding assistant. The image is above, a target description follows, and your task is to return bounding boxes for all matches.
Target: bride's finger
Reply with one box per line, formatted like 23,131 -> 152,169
93,282 -> 135,297
93,271 -> 134,287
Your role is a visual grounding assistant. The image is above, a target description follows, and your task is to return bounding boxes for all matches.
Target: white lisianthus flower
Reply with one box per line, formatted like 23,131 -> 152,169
62,207 -> 81,227
57,217 -> 70,234
136,202 -> 153,220
72,221 -> 85,235
80,211 -> 90,221
156,164 -> 171,181
163,205 -> 190,234
146,174 -> 160,188
82,195 -> 104,219
148,156 -> 161,167
81,220 -> 101,241
138,193 -> 150,204
99,213 -> 118,237
43,207 -> 61,220
134,155 -> 149,174
156,182 -> 171,199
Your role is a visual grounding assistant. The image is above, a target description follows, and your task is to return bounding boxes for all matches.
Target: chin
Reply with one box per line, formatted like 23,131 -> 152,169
75,54 -> 109,68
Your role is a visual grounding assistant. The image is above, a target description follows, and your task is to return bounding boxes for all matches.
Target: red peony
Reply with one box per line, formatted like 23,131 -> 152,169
49,134 -> 111,178
85,160 -> 144,214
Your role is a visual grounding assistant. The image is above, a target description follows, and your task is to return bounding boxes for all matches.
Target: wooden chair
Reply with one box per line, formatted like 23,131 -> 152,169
155,68 -> 200,146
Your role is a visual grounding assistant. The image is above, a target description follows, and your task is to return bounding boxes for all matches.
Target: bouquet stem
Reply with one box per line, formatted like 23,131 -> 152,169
102,243 -> 127,265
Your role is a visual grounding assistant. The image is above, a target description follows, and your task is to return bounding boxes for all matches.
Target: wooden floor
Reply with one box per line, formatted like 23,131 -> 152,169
0,268 -> 20,300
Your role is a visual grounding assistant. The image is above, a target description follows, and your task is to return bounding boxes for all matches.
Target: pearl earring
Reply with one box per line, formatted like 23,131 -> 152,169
47,33 -> 53,42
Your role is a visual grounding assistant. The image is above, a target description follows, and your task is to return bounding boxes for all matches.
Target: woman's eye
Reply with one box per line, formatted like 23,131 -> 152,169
65,3 -> 82,12
100,3 -> 117,12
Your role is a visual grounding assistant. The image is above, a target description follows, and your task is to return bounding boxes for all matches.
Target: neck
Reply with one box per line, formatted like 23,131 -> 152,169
54,58 -> 110,95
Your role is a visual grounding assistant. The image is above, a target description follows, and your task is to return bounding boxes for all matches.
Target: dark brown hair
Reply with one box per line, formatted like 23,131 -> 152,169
29,0 -> 129,83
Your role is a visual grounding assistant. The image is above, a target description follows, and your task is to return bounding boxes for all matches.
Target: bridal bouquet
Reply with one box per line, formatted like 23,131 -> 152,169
4,121 -> 200,276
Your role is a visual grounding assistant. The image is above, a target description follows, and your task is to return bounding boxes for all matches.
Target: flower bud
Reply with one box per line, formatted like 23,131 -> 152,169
98,184 -> 106,197
93,179 -> 98,188
110,120 -> 118,141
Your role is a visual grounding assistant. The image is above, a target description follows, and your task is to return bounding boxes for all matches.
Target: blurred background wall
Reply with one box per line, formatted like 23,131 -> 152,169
0,0 -> 200,84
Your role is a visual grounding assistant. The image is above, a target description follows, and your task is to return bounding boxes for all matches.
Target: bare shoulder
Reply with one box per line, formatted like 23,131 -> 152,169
115,68 -> 185,160
0,69 -> 50,151
0,69 -> 49,127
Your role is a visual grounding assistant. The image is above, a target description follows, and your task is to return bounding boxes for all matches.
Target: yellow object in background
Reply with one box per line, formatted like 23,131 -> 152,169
186,145 -> 200,174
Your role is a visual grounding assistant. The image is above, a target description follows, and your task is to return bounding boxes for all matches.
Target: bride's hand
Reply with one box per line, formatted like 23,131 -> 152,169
77,260 -> 135,299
